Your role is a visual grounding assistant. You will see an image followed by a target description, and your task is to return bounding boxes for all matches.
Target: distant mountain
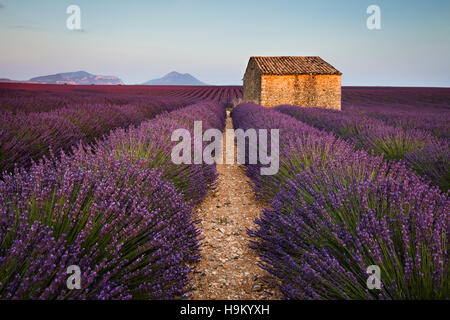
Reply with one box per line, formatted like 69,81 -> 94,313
143,71 -> 207,85
0,78 -> 28,83
29,71 -> 124,85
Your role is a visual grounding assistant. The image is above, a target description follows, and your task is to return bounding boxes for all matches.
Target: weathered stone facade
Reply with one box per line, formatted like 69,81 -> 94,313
243,56 -> 342,110
260,74 -> 341,109
243,58 -> 261,105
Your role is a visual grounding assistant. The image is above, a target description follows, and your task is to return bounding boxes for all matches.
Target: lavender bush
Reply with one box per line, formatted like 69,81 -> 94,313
252,154 -> 449,299
276,105 -> 449,191
0,95 -> 193,173
231,103 -> 352,201
232,103 -> 449,299
342,87 -> 450,139
0,101 -> 226,299
0,153 -> 199,299
405,139 -> 450,191
101,101 -> 226,204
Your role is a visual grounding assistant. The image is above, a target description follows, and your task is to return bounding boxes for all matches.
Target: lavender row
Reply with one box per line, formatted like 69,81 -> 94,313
0,101 -> 225,299
231,103 -> 449,299
345,105 -> 450,139
0,89 -> 147,113
99,100 -> 226,205
276,105 -> 449,191
0,96 -> 192,173
342,87 -> 450,139
0,86 -> 242,113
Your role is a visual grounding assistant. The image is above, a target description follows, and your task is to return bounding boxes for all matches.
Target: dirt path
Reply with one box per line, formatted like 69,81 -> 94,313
190,112 -> 279,300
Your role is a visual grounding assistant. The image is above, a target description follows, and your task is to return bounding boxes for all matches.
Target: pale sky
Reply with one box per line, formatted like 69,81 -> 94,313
0,0 -> 449,86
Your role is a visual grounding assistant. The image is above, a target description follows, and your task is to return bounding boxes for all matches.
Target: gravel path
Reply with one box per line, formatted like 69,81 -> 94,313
190,112 -> 279,300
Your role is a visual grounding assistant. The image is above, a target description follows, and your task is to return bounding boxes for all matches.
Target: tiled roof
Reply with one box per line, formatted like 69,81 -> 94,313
251,56 -> 342,75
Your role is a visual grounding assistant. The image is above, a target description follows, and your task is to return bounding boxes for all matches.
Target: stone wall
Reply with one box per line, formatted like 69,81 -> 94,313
260,74 -> 341,110
243,59 -> 261,104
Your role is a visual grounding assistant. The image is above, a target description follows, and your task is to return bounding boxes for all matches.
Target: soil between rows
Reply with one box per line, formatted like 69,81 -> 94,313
189,112 -> 279,300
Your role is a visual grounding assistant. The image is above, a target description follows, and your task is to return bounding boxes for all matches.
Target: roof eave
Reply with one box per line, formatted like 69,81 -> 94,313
260,72 -> 342,76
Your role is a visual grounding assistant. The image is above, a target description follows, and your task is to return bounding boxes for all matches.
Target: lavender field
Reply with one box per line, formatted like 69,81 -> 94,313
232,102 -> 448,299
277,87 -> 450,191
233,87 -> 449,299
0,85 -> 230,299
0,85 -> 448,300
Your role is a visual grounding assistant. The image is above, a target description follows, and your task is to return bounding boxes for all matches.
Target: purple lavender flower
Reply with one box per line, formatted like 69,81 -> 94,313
276,104 -> 449,191
232,102 -> 449,299
0,100 -> 227,299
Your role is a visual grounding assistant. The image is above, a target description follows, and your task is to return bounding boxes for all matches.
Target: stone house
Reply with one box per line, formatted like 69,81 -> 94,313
243,56 -> 342,110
